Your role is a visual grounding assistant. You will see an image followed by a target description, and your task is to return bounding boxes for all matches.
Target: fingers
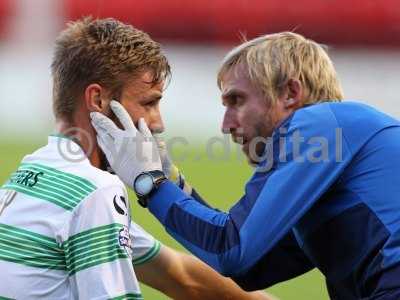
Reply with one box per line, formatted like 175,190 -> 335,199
110,100 -> 135,131
91,120 -> 112,140
90,112 -> 119,135
153,134 -> 166,149
96,135 -> 112,164
138,118 -> 153,138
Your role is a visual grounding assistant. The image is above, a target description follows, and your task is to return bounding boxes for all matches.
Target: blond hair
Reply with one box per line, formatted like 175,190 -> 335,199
217,32 -> 343,104
51,17 -> 170,121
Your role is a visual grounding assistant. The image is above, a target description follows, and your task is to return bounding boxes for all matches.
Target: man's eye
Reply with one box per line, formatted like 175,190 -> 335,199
229,95 -> 242,106
145,100 -> 158,107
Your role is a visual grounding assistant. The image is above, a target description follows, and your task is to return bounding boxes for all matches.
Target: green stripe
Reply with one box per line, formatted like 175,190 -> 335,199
0,296 -> 15,300
0,223 -> 66,270
69,250 -> 129,275
63,223 -> 129,275
109,293 -> 143,300
0,238 -> 64,260
8,165 -> 94,195
63,224 -> 122,247
2,184 -> 75,210
0,248 -> 66,269
0,224 -> 60,248
21,163 -> 96,192
49,133 -> 74,141
2,163 -> 97,210
132,241 -> 161,266
10,172 -> 88,199
65,237 -> 120,265
0,251 -> 66,270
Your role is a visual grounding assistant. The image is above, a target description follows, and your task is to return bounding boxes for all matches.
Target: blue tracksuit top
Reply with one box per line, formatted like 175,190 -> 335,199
148,102 -> 400,299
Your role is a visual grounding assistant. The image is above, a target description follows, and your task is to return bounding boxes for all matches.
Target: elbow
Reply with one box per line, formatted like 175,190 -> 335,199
177,279 -> 210,300
213,222 -> 248,277
216,247 -> 246,277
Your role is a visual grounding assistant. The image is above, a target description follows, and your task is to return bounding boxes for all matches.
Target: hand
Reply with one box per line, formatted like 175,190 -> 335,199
90,100 -> 162,189
154,135 -> 182,184
154,135 -> 193,195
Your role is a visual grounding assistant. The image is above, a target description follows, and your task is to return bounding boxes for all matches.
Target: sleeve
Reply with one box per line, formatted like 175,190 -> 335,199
62,185 -> 143,300
147,109 -> 353,277
232,230 -> 314,290
130,221 -> 161,266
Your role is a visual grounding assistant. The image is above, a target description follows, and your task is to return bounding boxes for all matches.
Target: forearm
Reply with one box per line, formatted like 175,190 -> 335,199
169,252 -> 274,300
148,181 -> 239,274
148,180 -> 315,278
135,245 -> 274,300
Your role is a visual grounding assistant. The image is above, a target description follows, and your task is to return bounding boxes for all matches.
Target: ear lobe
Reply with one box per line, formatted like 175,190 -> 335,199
286,97 -> 296,106
285,79 -> 303,109
85,84 -> 107,112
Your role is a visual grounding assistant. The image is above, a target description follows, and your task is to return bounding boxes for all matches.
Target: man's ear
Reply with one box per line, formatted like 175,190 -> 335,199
283,79 -> 303,109
84,83 -> 109,113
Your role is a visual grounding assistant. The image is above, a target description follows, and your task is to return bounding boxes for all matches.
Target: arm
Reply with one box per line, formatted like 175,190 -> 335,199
135,244 -> 276,300
90,101 -> 350,280
129,221 -> 274,299
232,230 -> 314,290
154,149 -> 314,289
147,110 -> 352,276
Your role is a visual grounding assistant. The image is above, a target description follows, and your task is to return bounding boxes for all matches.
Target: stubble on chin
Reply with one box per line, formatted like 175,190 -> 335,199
243,121 -> 274,166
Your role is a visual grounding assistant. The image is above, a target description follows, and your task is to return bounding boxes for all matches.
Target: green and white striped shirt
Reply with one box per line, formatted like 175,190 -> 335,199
0,136 -> 161,299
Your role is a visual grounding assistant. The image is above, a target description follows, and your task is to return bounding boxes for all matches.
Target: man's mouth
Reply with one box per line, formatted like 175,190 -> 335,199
232,135 -> 247,145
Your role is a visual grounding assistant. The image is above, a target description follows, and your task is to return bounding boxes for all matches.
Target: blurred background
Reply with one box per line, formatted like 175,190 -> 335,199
0,1 -> 399,299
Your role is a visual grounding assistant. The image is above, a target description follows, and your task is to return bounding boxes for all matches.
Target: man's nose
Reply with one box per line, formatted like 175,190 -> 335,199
149,112 -> 165,134
221,109 -> 237,134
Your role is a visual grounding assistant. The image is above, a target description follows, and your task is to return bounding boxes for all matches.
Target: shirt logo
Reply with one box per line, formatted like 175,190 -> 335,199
113,195 -> 128,216
10,170 -> 43,187
118,225 -> 132,257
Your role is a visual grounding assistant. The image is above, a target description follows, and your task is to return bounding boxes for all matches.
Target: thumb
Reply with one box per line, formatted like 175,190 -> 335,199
138,118 -> 153,139
154,134 -> 167,151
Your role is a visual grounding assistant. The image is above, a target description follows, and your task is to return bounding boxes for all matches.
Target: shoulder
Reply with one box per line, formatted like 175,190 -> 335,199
64,163 -> 128,213
282,101 -> 400,157
20,155 -> 127,212
69,162 -> 125,192
289,101 -> 399,140
292,101 -> 399,129
56,164 -> 130,241
27,157 -> 126,192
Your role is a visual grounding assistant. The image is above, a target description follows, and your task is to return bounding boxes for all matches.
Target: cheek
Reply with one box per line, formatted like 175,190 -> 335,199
239,106 -> 262,130
121,103 -> 145,123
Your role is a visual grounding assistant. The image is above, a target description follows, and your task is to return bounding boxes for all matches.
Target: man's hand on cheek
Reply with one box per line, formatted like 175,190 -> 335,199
90,100 -> 162,189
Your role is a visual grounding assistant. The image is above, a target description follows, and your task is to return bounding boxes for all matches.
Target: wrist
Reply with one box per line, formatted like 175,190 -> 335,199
133,170 -> 167,208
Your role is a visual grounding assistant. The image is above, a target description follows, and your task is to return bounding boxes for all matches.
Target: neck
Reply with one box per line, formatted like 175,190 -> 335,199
55,119 -> 104,169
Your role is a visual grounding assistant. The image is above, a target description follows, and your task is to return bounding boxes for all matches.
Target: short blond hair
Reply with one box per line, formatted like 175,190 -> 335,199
51,17 -> 170,121
217,32 -> 343,104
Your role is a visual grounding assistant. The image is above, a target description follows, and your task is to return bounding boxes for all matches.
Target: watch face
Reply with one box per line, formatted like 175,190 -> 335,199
135,174 -> 154,196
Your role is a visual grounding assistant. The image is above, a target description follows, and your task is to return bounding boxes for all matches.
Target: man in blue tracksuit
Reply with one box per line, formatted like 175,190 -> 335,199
91,32 -> 400,299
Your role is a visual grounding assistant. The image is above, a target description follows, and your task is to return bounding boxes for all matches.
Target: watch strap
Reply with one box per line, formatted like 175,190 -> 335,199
136,170 -> 167,208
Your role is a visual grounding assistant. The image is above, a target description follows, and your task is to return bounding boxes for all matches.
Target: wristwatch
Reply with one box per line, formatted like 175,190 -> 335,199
133,170 -> 167,207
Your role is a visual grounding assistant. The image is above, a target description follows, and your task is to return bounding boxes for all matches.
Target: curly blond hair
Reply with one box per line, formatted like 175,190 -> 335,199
51,17 -> 170,121
217,32 -> 343,104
